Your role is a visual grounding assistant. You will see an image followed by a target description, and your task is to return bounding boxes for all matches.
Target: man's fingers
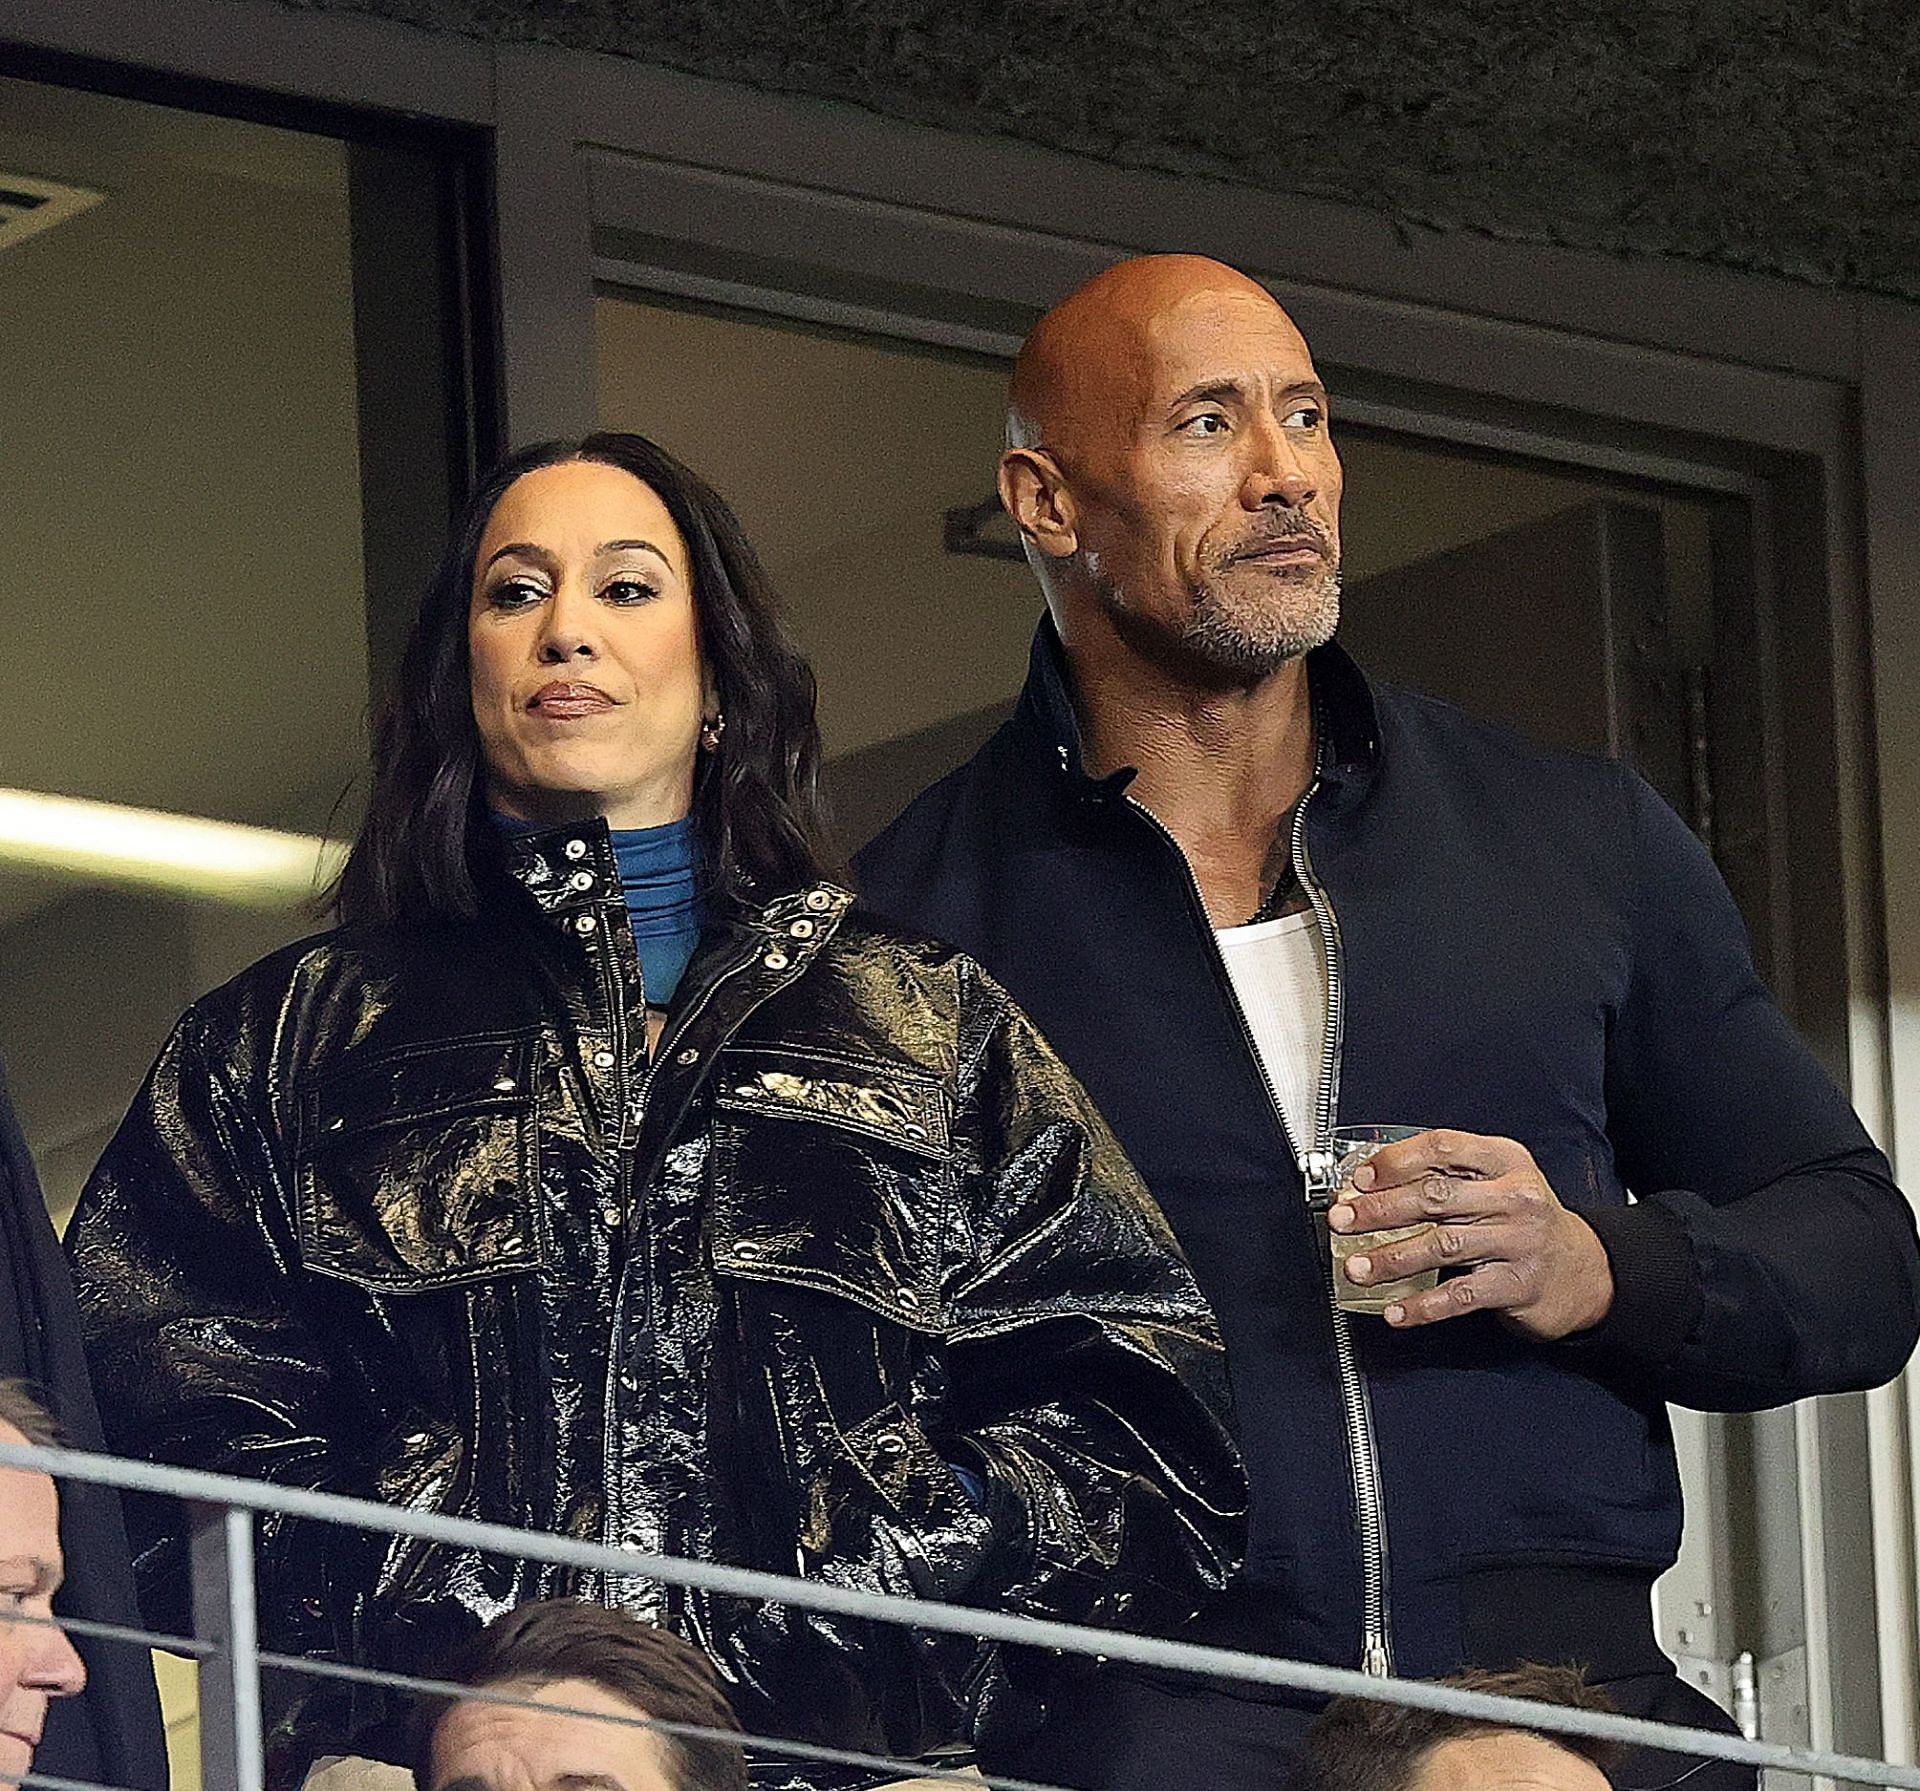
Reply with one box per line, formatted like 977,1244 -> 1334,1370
1352,1128 -> 1521,1192
1330,1170 -> 1525,1233
1343,1218 -> 1519,1286
1383,1260 -> 1532,1327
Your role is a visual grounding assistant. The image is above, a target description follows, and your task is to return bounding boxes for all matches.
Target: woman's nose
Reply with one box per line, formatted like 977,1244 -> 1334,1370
535,584 -> 599,663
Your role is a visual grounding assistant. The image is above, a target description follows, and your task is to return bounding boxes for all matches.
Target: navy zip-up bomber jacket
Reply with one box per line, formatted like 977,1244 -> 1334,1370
854,621 -> 1920,1679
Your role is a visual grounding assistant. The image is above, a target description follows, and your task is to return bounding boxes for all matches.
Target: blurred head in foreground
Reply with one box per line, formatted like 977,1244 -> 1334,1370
1293,1664 -> 1619,1791
415,1599 -> 748,1791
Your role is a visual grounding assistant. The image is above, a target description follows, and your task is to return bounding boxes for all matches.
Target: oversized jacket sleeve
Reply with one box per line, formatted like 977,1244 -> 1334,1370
1579,770 -> 1920,1409
703,957 -> 1245,1762
935,966 -> 1246,1626
65,999 -> 439,1681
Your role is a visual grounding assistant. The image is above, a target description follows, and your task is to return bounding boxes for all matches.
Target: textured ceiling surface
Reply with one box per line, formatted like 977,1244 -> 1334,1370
276,0 -> 1920,299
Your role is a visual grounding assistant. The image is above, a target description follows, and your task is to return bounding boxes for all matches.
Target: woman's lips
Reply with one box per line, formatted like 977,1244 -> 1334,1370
528,681 -> 615,719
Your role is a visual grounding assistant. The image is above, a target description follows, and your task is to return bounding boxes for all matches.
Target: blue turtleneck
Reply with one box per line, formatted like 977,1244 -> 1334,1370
495,814 -> 702,1006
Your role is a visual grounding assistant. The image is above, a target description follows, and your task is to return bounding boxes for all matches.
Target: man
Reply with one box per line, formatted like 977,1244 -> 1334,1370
854,254 -> 1920,1788
0,1379 -> 89,1781
1292,1666 -> 1618,1791
1,1062 -> 167,1789
413,1600 -> 747,1791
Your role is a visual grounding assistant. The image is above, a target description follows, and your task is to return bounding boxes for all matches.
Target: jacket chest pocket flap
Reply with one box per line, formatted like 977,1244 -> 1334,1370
296,1034 -> 542,1291
709,1047 -> 952,1331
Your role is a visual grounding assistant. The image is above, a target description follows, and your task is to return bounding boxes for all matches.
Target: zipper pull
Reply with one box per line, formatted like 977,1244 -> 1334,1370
1303,1145 -> 1339,1212
1362,1638 -> 1391,1677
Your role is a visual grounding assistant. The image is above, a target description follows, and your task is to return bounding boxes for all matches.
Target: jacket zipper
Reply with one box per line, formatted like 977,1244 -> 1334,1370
1126,782 -> 1393,1679
597,927 -> 770,1593
1286,799 -> 1394,1679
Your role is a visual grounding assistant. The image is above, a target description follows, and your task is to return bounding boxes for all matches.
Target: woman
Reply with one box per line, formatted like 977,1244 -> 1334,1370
66,434 -> 1243,1785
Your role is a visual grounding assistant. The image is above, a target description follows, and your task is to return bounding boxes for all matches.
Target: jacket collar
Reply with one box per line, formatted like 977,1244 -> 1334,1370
495,815 -> 856,1173
494,815 -> 853,1002
1013,613 -> 1382,810
496,815 -> 849,947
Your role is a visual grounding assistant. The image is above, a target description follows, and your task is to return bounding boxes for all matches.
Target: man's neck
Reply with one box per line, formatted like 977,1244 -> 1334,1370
1064,624 -> 1318,926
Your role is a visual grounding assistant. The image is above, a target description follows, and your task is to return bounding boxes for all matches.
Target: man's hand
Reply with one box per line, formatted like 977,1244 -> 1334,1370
1328,1130 -> 1615,1339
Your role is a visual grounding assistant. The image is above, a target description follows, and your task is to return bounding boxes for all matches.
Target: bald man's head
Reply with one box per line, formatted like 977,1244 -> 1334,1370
1006,255 -> 1297,453
998,254 -> 1343,680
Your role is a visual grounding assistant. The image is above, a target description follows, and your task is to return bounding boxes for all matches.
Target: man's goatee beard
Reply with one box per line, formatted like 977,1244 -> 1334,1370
1181,567 -> 1343,674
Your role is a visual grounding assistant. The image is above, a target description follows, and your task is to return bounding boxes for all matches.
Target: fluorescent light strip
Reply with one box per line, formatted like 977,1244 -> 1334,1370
0,788 -> 348,908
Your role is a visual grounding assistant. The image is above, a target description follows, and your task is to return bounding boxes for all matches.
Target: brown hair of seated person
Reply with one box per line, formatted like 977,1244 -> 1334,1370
411,1599 -> 748,1791
1293,1664 -> 1621,1791
0,1379 -> 58,1446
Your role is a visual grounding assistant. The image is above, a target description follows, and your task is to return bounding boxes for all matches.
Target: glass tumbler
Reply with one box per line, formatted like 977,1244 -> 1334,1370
1326,1123 -> 1440,1316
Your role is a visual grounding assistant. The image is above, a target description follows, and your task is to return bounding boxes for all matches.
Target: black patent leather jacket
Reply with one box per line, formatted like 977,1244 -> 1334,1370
66,822 -> 1244,1783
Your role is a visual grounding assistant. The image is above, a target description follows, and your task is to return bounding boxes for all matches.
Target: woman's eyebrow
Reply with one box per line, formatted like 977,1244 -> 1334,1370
479,541 -> 554,573
597,538 -> 673,567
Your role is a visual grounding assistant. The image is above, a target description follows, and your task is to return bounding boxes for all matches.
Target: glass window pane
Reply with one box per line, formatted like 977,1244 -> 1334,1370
595,293 -> 1038,849
0,71 -> 478,1219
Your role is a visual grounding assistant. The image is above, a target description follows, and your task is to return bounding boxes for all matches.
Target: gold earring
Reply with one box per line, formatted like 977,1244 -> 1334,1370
700,711 -> 726,752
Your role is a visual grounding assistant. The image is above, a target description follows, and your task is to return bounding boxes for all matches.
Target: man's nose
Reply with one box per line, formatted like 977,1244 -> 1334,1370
536,581 -> 600,663
1240,415 -> 1316,511
30,1622 -> 86,1698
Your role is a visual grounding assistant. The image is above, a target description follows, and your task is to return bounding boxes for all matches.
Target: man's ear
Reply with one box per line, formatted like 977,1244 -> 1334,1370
998,448 -> 1079,560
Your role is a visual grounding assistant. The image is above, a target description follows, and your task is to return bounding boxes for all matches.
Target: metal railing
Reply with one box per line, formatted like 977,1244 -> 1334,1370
4,1438 -> 1918,1791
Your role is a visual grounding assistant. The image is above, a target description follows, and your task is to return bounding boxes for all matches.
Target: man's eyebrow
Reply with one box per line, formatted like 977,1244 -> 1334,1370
1165,376 -> 1327,413
1167,378 -> 1251,412
0,1555 -> 59,1594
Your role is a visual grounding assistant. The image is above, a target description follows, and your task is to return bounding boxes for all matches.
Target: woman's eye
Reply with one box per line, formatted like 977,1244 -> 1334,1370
602,578 -> 661,606
489,579 -> 545,610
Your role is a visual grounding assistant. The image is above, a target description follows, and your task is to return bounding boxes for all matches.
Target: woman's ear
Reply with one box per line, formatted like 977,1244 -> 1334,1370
997,448 -> 1079,560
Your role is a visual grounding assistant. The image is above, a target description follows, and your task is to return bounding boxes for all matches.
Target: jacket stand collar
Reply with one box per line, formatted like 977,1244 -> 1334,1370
497,815 -> 858,1175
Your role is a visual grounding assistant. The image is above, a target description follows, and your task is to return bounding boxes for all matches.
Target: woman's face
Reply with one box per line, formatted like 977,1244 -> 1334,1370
469,459 -> 709,830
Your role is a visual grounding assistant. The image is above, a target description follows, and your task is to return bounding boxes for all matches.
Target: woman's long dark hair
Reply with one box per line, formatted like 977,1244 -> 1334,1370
334,432 -> 831,924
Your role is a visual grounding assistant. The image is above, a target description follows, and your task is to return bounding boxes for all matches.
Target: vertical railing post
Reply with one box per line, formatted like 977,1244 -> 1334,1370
189,1500 -> 265,1791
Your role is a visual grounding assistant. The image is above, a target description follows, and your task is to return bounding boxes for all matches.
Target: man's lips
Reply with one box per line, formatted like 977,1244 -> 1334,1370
1233,536 -> 1325,564
528,681 -> 616,719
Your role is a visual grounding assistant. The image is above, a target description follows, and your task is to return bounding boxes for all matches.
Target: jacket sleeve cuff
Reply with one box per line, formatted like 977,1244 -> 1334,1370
1561,1198 -> 1702,1366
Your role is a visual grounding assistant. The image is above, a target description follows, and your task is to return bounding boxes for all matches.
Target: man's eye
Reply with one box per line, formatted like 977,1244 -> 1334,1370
1284,404 -> 1324,430
1181,413 -> 1230,437
602,578 -> 661,605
